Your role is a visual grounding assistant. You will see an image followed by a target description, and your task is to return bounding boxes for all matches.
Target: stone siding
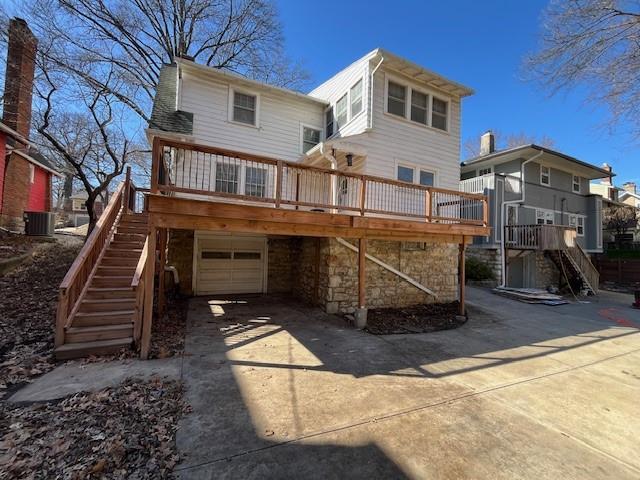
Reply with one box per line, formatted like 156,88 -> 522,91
167,229 -> 194,295
267,237 -> 295,293
466,247 -> 501,286
535,252 -> 559,289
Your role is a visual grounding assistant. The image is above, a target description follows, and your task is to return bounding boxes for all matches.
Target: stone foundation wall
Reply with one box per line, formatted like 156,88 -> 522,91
267,237 -> 294,293
466,247 -> 502,286
167,229 -> 194,295
535,251 -> 559,289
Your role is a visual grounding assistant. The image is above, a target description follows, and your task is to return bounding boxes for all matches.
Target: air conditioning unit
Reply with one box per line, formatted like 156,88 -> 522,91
24,211 -> 56,236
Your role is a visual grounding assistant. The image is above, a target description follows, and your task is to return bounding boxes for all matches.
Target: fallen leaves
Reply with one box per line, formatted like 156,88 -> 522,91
0,378 -> 189,479
364,301 -> 466,335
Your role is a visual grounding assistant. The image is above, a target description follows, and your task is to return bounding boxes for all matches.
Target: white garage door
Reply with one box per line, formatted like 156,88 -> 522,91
195,235 -> 266,295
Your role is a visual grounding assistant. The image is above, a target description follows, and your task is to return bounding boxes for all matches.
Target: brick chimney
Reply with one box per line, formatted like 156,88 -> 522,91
480,131 -> 495,156
601,163 -> 612,185
623,182 -> 636,195
2,18 -> 37,144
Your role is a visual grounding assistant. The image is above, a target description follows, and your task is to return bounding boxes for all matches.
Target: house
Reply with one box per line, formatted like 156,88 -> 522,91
620,182 -> 640,209
590,169 -> 638,245
53,48 -> 490,359
60,190 -> 104,227
460,132 -> 606,292
0,18 -> 61,231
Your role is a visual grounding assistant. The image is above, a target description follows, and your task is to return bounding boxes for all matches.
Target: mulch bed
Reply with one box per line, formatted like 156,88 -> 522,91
0,378 -> 190,479
0,242 -> 81,399
0,235 -> 50,260
364,301 -> 466,335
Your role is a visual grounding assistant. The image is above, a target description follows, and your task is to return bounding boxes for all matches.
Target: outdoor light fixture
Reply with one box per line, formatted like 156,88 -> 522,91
346,153 -> 353,167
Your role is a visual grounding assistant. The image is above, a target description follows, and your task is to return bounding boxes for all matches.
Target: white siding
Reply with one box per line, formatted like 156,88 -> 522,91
180,69 -> 324,162
363,67 -> 461,191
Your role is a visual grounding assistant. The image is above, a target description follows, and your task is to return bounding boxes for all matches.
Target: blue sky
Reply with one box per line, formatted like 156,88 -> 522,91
277,0 -> 638,184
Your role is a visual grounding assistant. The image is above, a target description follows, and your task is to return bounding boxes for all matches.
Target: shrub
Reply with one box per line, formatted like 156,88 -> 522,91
465,256 -> 495,281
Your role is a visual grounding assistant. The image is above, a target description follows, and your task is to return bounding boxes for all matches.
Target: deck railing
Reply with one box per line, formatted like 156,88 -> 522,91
151,138 -> 489,226
505,224 -> 577,250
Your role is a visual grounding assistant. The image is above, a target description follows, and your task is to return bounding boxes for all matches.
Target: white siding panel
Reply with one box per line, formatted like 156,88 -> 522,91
181,71 -> 324,162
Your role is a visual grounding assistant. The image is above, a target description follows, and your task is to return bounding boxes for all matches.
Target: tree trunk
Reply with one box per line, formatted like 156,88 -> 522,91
85,196 -> 98,239
61,173 -> 73,211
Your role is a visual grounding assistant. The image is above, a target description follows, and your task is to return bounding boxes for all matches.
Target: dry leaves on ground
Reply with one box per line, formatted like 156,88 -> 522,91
0,378 -> 190,479
365,301 -> 466,335
0,242 -> 81,399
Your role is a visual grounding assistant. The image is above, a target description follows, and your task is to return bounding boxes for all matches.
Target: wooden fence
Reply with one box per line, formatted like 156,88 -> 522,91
592,256 -> 640,285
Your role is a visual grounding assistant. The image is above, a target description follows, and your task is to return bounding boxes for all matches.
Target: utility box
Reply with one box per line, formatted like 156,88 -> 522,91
24,211 -> 55,236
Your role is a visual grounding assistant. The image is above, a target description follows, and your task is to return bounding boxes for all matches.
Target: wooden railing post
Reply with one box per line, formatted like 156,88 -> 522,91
140,226 -> 157,359
359,179 -> 367,216
425,189 -> 432,222
55,290 -> 68,347
151,137 -> 161,194
275,160 -> 283,208
482,197 -> 488,227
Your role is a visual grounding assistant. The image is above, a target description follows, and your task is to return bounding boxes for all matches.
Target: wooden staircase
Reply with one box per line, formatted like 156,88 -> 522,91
55,175 -> 152,360
547,245 -> 599,295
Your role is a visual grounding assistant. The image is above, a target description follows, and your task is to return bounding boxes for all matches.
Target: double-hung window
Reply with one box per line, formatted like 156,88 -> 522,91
335,94 -> 348,130
387,81 -> 406,117
431,97 -> 448,131
350,79 -> 363,117
410,90 -> 428,125
245,166 -> 267,197
325,107 -> 334,138
569,215 -> 585,236
572,175 -> 581,193
540,165 -> 550,185
302,126 -> 321,154
536,209 -> 554,225
215,162 -> 240,193
232,91 -> 257,126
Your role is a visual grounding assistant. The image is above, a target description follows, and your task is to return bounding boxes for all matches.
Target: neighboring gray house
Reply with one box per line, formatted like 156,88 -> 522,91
460,132 -> 608,292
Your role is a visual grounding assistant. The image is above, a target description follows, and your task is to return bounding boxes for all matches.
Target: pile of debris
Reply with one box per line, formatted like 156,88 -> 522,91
0,378 -> 189,479
365,302 -> 466,335
492,286 -> 569,305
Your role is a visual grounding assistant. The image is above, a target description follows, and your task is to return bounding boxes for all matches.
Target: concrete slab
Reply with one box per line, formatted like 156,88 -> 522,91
174,290 -> 640,479
8,357 -> 181,403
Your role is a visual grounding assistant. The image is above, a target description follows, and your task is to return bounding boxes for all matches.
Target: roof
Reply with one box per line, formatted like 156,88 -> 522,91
6,138 -> 63,177
461,144 -> 614,180
620,190 -> 640,201
0,121 -> 29,145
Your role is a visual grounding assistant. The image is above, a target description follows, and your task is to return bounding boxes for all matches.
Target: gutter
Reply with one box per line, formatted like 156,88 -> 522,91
335,237 -> 437,298
500,150 -> 544,286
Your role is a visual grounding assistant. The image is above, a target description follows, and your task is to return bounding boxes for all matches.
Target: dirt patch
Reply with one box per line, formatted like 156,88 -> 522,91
364,302 -> 466,335
0,377 -> 189,479
0,242 -> 81,399
0,234 -> 52,260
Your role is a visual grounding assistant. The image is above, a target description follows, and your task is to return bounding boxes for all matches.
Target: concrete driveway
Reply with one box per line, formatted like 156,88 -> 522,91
175,288 -> 640,479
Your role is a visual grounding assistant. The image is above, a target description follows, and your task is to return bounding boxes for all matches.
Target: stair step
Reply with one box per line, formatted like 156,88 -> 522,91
73,309 -> 135,326
101,256 -> 139,266
55,337 -> 134,360
117,226 -> 148,234
107,246 -> 143,256
78,298 -> 136,313
91,275 -> 133,287
65,323 -> 134,343
114,233 -> 146,242
97,266 -> 136,276
86,287 -> 137,299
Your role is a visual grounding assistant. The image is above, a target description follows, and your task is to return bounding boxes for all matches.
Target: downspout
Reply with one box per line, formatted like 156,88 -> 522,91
500,150 -> 544,287
366,56 -> 384,131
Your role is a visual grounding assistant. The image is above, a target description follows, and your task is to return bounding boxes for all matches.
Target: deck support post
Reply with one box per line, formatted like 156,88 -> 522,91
355,237 -> 367,328
459,239 -> 466,316
140,223 -> 157,359
157,228 -> 168,318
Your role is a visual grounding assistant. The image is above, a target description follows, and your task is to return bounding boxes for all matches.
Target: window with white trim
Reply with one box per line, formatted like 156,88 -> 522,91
387,81 -> 407,117
536,209 -> 554,225
244,166 -> 267,197
350,79 -> 363,118
572,175 -> 581,193
410,90 -> 428,125
540,165 -> 550,185
397,165 -> 414,183
301,126 -> 321,154
431,97 -> 448,131
478,166 -> 492,176
569,215 -> 585,236
419,170 -> 434,187
336,94 -> 348,130
215,162 -> 239,193
325,107 -> 334,138
232,91 -> 257,126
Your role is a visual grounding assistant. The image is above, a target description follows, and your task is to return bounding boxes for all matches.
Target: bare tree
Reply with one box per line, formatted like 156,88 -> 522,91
1,0 -> 306,235
463,130 -> 556,158
525,0 -> 640,137
603,204 -> 638,241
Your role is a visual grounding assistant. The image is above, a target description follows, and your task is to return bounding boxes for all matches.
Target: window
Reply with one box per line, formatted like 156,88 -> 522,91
245,166 -> 267,197
325,107 -> 334,138
540,165 -> 550,185
397,165 -> 414,183
419,170 -> 434,186
232,91 -> 257,126
410,90 -> 428,125
431,97 -> 447,130
215,162 -> 239,193
234,252 -> 261,260
572,175 -> 581,193
302,126 -> 321,153
336,94 -> 348,130
536,209 -> 554,225
569,215 -> 585,236
387,81 -> 406,117
202,251 -> 232,259
350,79 -> 363,117
478,167 -> 492,176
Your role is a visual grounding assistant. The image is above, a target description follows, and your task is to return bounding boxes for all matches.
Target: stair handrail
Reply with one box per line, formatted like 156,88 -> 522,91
567,244 -> 599,292
131,235 -> 149,344
55,180 -> 129,347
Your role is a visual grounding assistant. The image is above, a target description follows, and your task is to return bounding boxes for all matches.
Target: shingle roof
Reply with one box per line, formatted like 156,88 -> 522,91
149,63 -> 194,135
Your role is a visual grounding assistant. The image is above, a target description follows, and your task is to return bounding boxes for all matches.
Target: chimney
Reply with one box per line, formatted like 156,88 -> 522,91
601,163 -> 612,186
623,182 -> 636,195
480,131 -> 495,156
2,18 -> 37,143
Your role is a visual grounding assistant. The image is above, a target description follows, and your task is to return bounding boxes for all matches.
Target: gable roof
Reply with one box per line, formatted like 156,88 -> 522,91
461,144 -> 614,180
620,190 -> 640,201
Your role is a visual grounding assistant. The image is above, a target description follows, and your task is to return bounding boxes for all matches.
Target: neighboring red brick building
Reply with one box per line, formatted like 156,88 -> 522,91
0,18 -> 60,230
